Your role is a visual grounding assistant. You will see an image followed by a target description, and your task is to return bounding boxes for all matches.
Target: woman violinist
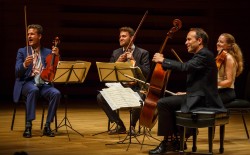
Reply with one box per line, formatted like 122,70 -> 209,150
216,33 -> 244,104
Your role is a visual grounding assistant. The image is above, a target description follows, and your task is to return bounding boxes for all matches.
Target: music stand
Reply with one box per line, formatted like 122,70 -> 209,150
96,61 -> 135,82
93,62 -> 135,135
118,66 -> 161,149
52,60 -> 91,141
95,62 -> 143,150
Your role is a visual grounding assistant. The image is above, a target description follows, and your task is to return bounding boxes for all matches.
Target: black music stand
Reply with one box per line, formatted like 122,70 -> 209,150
95,62 -> 143,150
52,61 -> 91,141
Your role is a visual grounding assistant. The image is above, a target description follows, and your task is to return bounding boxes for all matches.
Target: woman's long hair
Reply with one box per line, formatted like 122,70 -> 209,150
221,33 -> 244,77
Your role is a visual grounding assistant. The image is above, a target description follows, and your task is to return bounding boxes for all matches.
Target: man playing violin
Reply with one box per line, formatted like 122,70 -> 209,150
149,28 -> 227,154
97,26 -> 150,135
13,24 -> 61,138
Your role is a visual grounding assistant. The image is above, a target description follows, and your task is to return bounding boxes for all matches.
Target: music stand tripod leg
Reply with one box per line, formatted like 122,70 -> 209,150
105,108 -> 141,151
56,96 -> 84,140
118,108 -> 141,151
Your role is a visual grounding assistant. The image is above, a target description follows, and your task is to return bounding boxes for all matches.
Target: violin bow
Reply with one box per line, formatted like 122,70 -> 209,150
24,5 -> 29,56
124,10 -> 148,54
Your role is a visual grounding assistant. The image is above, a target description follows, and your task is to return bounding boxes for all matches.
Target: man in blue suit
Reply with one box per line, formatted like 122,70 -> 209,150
13,24 -> 61,138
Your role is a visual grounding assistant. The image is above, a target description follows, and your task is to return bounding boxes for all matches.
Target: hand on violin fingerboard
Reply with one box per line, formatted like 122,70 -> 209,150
117,53 -> 127,62
126,52 -> 134,61
52,46 -> 59,55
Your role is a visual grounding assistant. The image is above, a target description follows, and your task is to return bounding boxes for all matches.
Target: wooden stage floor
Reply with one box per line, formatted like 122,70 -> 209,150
0,98 -> 250,155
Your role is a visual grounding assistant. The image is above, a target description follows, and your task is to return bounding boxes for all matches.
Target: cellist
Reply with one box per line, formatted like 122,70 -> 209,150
13,24 -> 61,138
149,28 -> 227,154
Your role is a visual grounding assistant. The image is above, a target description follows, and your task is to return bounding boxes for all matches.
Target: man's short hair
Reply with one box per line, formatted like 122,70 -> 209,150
119,27 -> 135,36
190,28 -> 209,47
28,24 -> 43,35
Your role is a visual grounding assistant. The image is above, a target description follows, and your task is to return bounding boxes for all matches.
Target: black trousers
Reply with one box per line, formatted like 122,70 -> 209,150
157,95 -> 186,136
218,88 -> 236,104
97,92 -> 143,128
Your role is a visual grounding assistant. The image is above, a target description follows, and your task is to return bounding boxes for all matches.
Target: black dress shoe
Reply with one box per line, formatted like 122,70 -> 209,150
43,126 -> 55,137
108,125 -> 126,135
149,140 -> 167,154
23,127 -> 32,138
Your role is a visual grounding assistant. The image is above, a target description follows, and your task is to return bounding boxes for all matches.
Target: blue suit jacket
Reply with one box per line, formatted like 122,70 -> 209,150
13,46 -> 52,103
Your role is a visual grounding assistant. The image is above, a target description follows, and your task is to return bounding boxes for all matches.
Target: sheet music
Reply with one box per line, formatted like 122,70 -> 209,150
100,87 -> 141,110
105,82 -> 124,88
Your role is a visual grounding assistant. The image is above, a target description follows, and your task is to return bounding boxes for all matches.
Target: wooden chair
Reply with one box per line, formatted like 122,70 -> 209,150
176,111 -> 229,154
11,96 -> 57,131
224,71 -> 250,139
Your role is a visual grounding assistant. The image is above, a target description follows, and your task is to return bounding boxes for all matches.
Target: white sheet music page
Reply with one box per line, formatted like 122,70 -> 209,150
100,87 -> 141,110
105,82 -> 124,88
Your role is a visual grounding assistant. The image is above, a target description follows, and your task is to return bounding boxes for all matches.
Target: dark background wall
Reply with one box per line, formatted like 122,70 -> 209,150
1,0 -> 250,101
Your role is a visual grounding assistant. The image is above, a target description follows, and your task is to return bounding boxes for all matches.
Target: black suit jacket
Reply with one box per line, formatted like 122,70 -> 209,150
162,47 -> 226,112
110,46 -> 150,78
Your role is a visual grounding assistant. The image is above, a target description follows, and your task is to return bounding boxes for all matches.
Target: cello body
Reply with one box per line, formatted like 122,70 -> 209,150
139,19 -> 182,129
140,65 -> 171,129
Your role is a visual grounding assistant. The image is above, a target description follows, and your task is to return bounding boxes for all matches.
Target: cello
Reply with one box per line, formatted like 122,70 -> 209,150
40,37 -> 60,82
139,19 -> 182,129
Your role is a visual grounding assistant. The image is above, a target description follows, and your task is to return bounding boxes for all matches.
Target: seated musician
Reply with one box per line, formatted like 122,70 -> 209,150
97,26 -> 150,135
148,28 -> 227,154
13,24 -> 61,138
216,33 -> 244,104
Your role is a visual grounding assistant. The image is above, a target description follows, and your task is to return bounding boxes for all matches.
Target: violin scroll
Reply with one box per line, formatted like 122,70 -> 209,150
53,36 -> 60,48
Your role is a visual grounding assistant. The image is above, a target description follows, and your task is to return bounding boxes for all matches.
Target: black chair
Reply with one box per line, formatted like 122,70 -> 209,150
11,96 -> 57,131
224,71 -> 250,139
176,111 -> 229,154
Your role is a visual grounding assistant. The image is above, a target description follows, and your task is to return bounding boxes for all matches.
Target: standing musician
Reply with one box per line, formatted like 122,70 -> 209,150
216,33 -> 244,104
13,24 -> 61,138
148,28 -> 227,154
97,26 -> 150,135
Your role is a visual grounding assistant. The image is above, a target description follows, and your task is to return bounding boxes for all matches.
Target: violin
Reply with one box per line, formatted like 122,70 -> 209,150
139,19 -> 182,129
216,49 -> 227,69
40,37 -> 60,82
